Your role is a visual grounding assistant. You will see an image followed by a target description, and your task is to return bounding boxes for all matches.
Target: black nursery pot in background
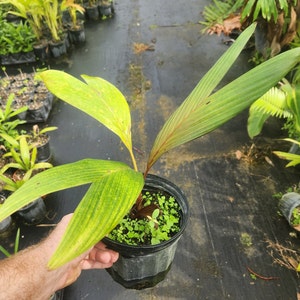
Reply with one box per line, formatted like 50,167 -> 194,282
279,192 -> 300,229
17,197 -> 47,225
103,174 -> 189,290
68,27 -> 86,44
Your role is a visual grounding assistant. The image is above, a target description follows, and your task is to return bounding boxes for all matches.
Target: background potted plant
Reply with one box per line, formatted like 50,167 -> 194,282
0,0 -> 48,61
98,0 -> 114,18
0,17 -> 36,65
84,0 -> 99,20
61,0 -> 86,44
279,192 -> 300,231
0,24 -> 300,287
0,134 -> 53,224
41,0 -> 68,58
27,124 -> 58,162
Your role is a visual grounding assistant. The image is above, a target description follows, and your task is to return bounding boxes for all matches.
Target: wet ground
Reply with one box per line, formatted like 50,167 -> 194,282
2,0 -> 300,299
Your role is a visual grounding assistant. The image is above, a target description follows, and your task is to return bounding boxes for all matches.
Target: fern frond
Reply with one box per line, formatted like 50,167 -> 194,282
250,87 -> 292,118
200,0 -> 244,31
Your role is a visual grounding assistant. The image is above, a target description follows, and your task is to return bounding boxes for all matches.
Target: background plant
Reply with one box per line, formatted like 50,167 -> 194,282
0,94 -> 27,148
247,78 -> 300,140
201,0 -> 299,58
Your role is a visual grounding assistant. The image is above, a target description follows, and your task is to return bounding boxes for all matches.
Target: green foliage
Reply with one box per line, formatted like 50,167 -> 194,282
241,0 -> 297,22
0,134 -> 53,188
0,19 -> 35,55
108,191 -> 181,245
27,124 -> 58,146
1,24 -> 300,269
273,138 -> 300,167
0,0 -> 45,40
247,79 -> 300,139
291,206 -> 300,226
0,227 -> 20,257
200,0 -> 244,32
0,94 -> 27,147
61,0 -> 85,28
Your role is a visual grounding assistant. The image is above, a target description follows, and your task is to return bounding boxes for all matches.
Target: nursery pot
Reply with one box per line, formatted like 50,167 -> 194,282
33,41 -> 49,62
0,193 -> 13,234
99,3 -> 113,17
49,39 -> 67,58
68,26 -> 86,44
103,174 -> 189,289
279,192 -> 300,230
85,5 -> 100,20
17,197 -> 47,225
36,136 -> 52,162
0,215 -> 12,233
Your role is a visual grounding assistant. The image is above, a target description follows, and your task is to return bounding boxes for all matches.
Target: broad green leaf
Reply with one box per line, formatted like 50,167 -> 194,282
247,87 -> 291,139
247,109 -> 269,139
48,169 -> 144,269
36,71 -> 133,156
146,25 -> 300,171
0,159 -> 133,221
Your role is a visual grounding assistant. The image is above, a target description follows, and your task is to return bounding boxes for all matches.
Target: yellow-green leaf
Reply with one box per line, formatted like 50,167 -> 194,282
48,169 -> 144,269
36,70 -> 133,154
0,159 -> 132,221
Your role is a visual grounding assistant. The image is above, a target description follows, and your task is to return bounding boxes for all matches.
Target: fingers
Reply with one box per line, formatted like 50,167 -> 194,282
80,242 -> 119,270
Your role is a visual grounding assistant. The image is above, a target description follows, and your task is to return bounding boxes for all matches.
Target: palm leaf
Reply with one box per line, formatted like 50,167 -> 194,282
36,71 -> 133,161
0,159 -> 137,221
146,24 -> 300,172
48,169 -> 144,269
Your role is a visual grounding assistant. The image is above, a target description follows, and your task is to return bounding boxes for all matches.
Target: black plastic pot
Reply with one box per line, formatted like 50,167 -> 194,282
49,39 -> 67,58
0,51 -> 36,65
17,197 -> 47,225
279,192 -> 300,229
103,174 -> 189,289
68,26 -> 86,44
98,3 -> 114,17
18,92 -> 54,123
0,193 -> 13,235
36,136 -> 52,162
0,215 -> 12,234
33,41 -> 50,62
85,5 -> 100,20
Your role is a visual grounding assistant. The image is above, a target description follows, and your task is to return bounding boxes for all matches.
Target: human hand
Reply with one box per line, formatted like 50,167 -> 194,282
40,214 -> 119,291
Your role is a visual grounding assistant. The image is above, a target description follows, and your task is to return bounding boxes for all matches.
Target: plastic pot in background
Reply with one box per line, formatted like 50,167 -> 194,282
85,5 -> 99,21
0,193 -> 14,236
279,192 -> 300,230
17,197 -> 47,225
68,26 -> 86,44
0,215 -> 12,234
99,2 -> 114,17
36,136 -> 52,162
33,41 -> 50,62
103,174 -> 189,289
49,38 -> 68,58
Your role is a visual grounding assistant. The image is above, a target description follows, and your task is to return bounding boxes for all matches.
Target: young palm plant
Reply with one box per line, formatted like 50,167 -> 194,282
0,24 -> 300,269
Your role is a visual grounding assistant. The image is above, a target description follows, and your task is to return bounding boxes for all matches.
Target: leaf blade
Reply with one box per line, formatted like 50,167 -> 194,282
147,25 -> 300,171
48,169 -> 144,269
0,159 -> 132,221
37,71 -> 133,153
